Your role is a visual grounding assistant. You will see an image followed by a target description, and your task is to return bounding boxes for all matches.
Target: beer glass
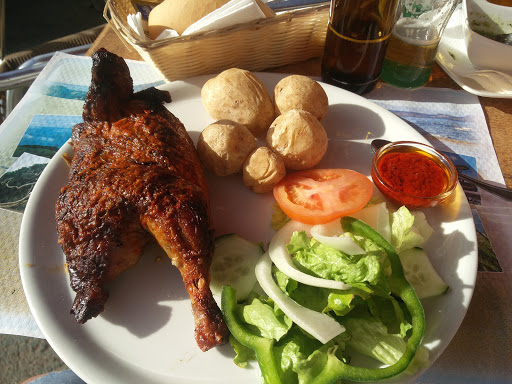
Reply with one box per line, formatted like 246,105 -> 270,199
321,0 -> 402,95
381,0 -> 459,88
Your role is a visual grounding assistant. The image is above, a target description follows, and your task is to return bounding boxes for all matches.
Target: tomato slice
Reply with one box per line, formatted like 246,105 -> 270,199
273,169 -> 373,225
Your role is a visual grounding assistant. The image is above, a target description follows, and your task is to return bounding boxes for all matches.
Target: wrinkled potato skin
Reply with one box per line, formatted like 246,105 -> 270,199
243,147 -> 286,193
274,75 -> 329,121
266,110 -> 328,170
201,68 -> 274,136
197,120 -> 257,176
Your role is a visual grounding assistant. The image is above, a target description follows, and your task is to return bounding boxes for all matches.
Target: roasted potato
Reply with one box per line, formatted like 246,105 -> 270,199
242,147 -> 286,193
273,75 -> 329,121
201,68 -> 274,136
266,109 -> 328,170
197,120 -> 257,176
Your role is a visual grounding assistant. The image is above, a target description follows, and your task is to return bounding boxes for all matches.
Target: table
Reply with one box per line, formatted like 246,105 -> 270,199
89,25 -> 512,188
1,22 -> 510,384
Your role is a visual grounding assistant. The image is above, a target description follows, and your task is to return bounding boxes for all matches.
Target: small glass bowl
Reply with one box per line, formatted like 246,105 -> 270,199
371,141 -> 458,209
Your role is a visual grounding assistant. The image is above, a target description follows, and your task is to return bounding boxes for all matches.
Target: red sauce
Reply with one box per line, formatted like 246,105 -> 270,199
377,152 -> 445,197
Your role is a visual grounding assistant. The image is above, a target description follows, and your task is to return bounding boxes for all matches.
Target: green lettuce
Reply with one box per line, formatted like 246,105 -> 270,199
287,231 -> 390,294
229,335 -> 256,368
271,202 -> 291,231
390,206 -> 433,253
242,296 -> 292,341
343,315 -> 407,366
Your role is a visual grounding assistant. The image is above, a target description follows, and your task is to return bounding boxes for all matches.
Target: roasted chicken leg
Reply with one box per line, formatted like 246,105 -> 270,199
55,48 -> 228,351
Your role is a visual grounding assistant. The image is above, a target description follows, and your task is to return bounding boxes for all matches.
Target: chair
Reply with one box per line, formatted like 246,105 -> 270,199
0,0 -> 105,122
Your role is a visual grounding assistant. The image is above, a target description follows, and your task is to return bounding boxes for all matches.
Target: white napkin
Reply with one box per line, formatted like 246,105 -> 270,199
183,0 -> 267,35
128,0 -> 270,40
127,13 -> 147,39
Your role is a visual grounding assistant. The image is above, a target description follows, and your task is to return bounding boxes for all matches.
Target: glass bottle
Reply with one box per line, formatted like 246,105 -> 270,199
321,0 -> 402,95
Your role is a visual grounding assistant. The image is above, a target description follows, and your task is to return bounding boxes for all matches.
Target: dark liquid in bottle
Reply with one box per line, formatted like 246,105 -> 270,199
321,0 -> 399,95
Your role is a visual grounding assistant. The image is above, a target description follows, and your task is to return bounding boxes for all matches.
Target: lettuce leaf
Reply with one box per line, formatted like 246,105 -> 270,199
271,202 -> 291,231
242,296 -> 293,341
390,206 -> 433,253
229,335 -> 256,368
287,231 -> 390,292
342,316 -> 407,366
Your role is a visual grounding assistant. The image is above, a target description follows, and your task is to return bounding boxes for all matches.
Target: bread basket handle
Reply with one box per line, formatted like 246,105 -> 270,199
103,0 -> 135,52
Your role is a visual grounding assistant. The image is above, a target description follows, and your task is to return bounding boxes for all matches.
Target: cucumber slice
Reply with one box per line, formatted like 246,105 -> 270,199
398,247 -> 449,299
210,234 -> 264,301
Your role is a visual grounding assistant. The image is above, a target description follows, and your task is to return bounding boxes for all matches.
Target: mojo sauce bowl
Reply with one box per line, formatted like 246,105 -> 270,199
371,141 -> 458,208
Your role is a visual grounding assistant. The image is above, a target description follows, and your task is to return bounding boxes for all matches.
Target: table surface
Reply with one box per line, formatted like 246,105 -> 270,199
1,22 -> 508,383
88,25 -> 512,188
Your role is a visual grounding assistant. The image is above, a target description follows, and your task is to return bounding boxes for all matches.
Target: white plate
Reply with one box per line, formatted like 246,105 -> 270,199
436,4 -> 512,98
19,73 -> 478,384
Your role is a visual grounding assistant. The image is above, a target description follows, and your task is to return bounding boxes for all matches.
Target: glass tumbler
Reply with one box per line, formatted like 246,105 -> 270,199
380,0 -> 459,88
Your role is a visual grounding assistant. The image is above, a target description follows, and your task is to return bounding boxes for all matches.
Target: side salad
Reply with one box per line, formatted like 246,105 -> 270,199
211,202 -> 448,384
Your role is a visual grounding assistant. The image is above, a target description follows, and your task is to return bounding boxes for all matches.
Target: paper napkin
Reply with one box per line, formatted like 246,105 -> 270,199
183,0 -> 269,35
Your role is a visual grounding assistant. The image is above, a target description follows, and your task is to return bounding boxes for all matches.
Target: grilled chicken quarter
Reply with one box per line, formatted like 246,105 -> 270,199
55,48 -> 228,351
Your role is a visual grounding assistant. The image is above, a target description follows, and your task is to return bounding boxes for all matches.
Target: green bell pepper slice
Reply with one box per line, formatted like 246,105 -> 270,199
222,285 -> 284,384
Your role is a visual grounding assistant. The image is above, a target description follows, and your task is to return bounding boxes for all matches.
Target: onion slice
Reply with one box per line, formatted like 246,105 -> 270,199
255,252 -> 345,344
310,221 -> 364,255
351,202 -> 391,242
268,220 -> 351,290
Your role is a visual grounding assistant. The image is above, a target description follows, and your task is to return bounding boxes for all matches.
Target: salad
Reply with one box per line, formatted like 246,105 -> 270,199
210,201 -> 448,384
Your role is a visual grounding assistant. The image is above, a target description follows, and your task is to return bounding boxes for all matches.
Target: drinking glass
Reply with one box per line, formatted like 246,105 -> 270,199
380,0 -> 459,88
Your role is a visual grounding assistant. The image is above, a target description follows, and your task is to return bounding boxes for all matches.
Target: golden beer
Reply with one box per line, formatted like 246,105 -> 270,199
381,24 -> 440,88
381,0 -> 458,88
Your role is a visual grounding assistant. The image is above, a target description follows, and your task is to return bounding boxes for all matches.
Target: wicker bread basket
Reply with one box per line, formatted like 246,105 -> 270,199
104,0 -> 330,81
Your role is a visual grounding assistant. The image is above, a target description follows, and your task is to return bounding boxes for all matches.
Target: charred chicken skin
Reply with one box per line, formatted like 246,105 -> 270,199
55,48 -> 228,351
